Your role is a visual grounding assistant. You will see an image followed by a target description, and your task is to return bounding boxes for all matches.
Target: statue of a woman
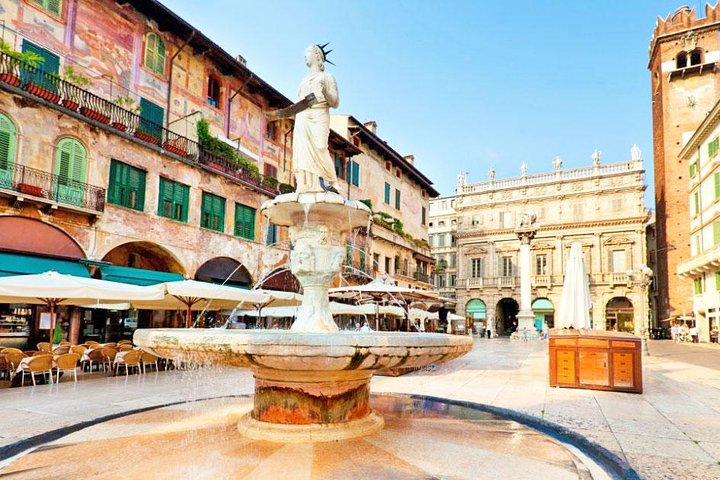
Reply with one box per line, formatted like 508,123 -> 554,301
291,44 -> 340,193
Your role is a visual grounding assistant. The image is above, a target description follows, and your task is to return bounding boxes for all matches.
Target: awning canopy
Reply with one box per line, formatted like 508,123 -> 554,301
98,265 -> 183,286
0,252 -> 90,278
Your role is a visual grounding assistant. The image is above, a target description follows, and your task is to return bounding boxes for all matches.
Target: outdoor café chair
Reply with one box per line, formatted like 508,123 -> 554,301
36,342 -> 52,353
70,345 -> 87,356
140,351 -> 159,373
116,350 -> 141,376
19,354 -> 53,386
53,345 -> 70,355
118,344 -> 133,351
55,353 -> 80,383
85,341 -> 100,347
101,347 -> 118,373
3,351 -> 26,381
83,348 -> 105,372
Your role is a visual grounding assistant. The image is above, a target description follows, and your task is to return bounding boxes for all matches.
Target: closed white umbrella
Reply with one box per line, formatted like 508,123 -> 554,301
0,271 -> 164,335
557,242 -> 592,329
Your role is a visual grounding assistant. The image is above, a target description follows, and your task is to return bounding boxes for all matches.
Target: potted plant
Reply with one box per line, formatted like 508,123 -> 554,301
163,136 -> 189,157
133,125 -> 160,145
0,40 -> 43,87
60,65 -> 92,111
110,95 -> 139,132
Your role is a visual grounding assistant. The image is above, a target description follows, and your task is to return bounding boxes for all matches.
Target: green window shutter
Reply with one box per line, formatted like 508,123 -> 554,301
384,183 -> 390,204
334,155 -> 342,179
710,138 -> 719,158
157,177 -> 167,216
395,188 -> 401,209
352,161 -> 360,187
139,98 -> 164,139
346,161 -> 351,184
715,173 -> 720,199
158,178 -> 188,222
235,204 -> 256,240
716,271 -> 720,290
144,33 -> 166,76
176,183 -> 189,222
127,166 -> 145,210
694,278 -> 701,295
22,40 -> 59,92
202,193 -> 225,231
714,221 -> 720,245
108,160 -> 120,205
0,114 -> 17,175
32,0 -> 62,16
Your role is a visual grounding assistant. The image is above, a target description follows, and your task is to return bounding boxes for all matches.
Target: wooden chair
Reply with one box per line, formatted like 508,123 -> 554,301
19,354 -> 53,386
55,353 -> 80,383
70,345 -> 87,356
36,342 -> 52,353
116,350 -> 141,376
101,347 -> 118,373
83,348 -> 105,372
140,351 -> 159,373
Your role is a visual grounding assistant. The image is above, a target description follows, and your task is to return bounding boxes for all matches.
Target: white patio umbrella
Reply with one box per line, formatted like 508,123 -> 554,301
0,271 -> 164,335
557,242 -> 592,329
131,280 -> 272,328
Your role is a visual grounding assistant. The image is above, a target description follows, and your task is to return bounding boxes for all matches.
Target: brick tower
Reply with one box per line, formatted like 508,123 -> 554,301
649,4 -> 720,321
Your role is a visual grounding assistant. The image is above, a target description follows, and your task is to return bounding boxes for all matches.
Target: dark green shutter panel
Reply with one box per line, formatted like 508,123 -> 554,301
176,183 -> 189,222
127,166 -> 145,210
352,161 -> 359,187
140,98 -> 164,140
346,161 -> 351,183
715,172 -> 720,199
157,178 -> 166,216
108,160 -> 120,205
0,114 -> 16,186
57,141 -> 71,179
715,222 -> 720,245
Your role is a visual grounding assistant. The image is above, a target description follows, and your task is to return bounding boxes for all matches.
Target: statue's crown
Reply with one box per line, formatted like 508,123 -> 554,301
317,43 -> 335,66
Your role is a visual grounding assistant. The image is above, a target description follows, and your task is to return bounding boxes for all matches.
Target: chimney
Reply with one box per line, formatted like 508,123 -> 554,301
364,121 -> 377,133
235,54 -> 247,66
404,154 -> 415,164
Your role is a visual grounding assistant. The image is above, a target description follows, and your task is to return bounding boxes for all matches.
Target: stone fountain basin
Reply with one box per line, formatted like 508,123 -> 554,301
260,191 -> 371,228
133,329 -> 473,371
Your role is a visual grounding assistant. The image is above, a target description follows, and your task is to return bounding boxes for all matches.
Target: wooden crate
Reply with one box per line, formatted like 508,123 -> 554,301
548,329 -> 642,394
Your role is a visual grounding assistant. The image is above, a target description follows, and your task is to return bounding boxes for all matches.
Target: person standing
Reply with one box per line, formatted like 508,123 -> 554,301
485,321 -> 492,339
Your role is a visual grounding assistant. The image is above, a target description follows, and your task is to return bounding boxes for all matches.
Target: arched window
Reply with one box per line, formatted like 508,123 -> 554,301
690,48 -> 702,66
0,113 -> 17,189
144,33 -> 166,76
676,52 -> 688,69
55,138 -> 87,206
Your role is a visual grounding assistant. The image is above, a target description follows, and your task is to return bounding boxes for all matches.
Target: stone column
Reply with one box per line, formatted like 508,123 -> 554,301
515,222 -> 537,333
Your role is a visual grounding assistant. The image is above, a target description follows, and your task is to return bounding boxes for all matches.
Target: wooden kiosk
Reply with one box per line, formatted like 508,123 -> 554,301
548,329 -> 643,394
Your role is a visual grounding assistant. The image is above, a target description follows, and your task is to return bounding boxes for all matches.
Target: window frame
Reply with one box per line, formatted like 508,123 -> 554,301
108,160 -> 146,211
29,0 -> 62,17
234,203 -> 256,241
143,32 -> 167,77
201,192 -> 226,232
157,177 -> 190,223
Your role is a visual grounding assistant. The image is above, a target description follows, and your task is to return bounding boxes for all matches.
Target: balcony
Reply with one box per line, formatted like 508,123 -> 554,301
678,244 -> 720,277
413,271 -> 431,283
0,163 -> 105,214
0,52 -> 283,198
344,262 -> 375,278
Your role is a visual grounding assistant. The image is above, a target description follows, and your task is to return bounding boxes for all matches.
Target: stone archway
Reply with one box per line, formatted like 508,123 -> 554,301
496,298 -> 519,335
532,298 -> 554,329
101,241 -> 185,275
605,297 -> 634,333
257,268 -> 301,293
195,257 -> 252,288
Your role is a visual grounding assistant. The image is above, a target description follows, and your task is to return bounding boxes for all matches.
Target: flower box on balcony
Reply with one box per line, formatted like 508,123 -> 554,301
61,98 -> 79,111
133,130 -> 159,145
110,122 -> 128,132
163,142 -> 188,158
79,106 -> 110,124
23,83 -> 60,104
17,183 -> 43,197
0,72 -> 20,87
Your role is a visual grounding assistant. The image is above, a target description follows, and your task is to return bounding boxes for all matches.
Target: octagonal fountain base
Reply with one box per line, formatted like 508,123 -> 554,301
133,329 -> 473,441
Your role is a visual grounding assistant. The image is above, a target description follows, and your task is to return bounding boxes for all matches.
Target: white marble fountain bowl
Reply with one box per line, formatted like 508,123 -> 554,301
133,329 -> 473,371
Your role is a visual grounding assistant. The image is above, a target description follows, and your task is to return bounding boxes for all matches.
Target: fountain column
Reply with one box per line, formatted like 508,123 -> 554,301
515,216 -> 537,334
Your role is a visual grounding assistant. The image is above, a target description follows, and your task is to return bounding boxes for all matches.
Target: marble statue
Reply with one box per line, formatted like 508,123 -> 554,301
553,155 -> 563,171
488,167 -> 495,181
630,144 -> 642,161
517,212 -> 537,229
266,44 -> 340,194
520,162 -> 528,176
592,150 -> 601,166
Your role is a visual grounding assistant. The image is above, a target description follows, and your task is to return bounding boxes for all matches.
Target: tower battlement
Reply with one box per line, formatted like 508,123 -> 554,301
651,4 -> 720,52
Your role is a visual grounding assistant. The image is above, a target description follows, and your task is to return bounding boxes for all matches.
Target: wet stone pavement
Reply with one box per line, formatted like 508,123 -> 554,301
1,338 -> 719,479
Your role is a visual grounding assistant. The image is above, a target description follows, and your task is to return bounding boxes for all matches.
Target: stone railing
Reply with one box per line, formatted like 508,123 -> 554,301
459,160 -> 643,194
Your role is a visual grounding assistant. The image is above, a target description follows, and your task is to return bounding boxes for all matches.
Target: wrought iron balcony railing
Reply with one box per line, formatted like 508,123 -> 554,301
413,271 -> 431,283
0,162 -> 105,212
0,52 -> 284,197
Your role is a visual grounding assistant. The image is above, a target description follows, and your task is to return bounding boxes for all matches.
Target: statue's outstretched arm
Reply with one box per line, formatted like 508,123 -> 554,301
265,93 -> 317,121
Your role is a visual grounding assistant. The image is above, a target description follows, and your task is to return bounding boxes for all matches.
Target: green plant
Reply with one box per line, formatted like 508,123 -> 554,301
53,321 -> 63,344
196,119 -> 261,178
62,65 -> 92,87
358,199 -> 373,211
262,176 -> 279,189
112,95 -> 140,113
279,183 -> 295,194
0,40 -> 45,67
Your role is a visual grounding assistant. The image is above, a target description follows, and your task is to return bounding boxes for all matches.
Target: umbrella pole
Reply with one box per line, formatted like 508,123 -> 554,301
49,301 -> 55,344
186,304 -> 192,328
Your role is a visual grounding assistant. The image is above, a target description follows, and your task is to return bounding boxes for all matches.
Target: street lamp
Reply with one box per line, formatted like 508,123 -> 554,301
627,265 -> 653,355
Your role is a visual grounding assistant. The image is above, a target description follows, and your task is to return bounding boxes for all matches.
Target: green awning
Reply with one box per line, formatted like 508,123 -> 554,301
98,265 -> 183,286
0,252 -> 90,277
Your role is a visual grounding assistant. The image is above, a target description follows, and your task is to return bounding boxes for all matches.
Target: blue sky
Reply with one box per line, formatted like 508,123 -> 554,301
163,0 -> 712,206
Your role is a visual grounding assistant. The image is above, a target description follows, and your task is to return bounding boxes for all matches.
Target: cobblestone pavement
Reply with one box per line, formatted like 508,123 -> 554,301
1,338 -> 719,479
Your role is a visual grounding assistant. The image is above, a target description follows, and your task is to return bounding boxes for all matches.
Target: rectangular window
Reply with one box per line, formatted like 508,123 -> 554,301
694,277 -> 704,295
715,172 -> 720,199
438,233 -> 445,247
207,76 -> 221,108
394,188 -> 401,209
471,258 -> 483,278
234,203 -> 256,240
611,250 -> 626,272
139,97 -> 164,141
359,249 -> 366,270
266,121 -> 277,141
694,234 -> 702,256
201,192 -> 225,232
693,190 -> 700,216
373,253 -> 379,272
384,256 -> 391,274
350,161 -> 360,187
108,160 -> 145,211
450,274 -> 456,287
263,164 -> 277,179
535,254 -> 548,275
334,155 -> 345,180
31,0 -> 62,16
449,253 -> 456,268
709,137 -> 719,158
157,177 -> 189,222
689,161 -> 698,178
266,223 -> 278,245
384,182 -> 391,204
437,275 -> 446,288
421,206 -> 426,225
501,256 -> 514,277
714,221 -> 720,245
715,271 -> 720,291
21,40 -> 59,91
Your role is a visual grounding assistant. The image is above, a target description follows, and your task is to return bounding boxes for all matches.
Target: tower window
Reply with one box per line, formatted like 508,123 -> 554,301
690,49 -> 702,66
676,52 -> 688,69
207,76 -> 221,108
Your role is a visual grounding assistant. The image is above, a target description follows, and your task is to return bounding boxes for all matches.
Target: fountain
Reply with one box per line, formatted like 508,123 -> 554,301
133,44 -> 472,442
